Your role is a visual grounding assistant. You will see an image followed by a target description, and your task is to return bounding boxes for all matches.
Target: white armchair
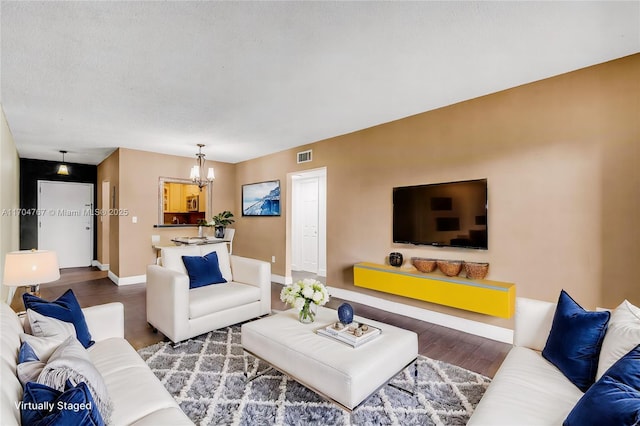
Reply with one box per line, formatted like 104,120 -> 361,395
146,243 -> 271,343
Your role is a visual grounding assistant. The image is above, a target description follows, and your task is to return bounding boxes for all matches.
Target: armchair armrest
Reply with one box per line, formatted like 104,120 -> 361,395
82,302 -> 124,341
230,255 -> 271,314
146,265 -> 191,342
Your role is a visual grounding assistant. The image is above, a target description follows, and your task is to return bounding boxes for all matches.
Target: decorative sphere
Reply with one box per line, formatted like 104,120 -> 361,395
338,303 -> 354,325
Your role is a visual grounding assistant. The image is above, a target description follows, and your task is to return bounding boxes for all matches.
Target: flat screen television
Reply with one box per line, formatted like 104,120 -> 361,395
393,178 -> 488,249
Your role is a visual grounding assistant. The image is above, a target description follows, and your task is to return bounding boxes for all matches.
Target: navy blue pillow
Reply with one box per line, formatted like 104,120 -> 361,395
542,290 -> 610,392
564,344 -> 640,425
23,289 -> 94,348
21,380 -> 105,426
18,341 -> 39,363
182,251 -> 227,289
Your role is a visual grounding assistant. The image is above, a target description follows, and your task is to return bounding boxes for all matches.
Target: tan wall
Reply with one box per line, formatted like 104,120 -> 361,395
97,149 -> 120,274
235,54 -> 640,328
100,148 -> 236,278
0,106 -> 21,303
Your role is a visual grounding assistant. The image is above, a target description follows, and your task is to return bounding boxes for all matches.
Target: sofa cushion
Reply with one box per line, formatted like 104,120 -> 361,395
88,338 -> 190,425
564,344 -> 640,426
542,290 -> 610,392
182,251 -> 227,288
23,289 -> 94,348
161,245 -> 200,275
597,300 -> 640,380
21,380 -> 105,426
467,346 -> 583,425
189,282 -> 261,319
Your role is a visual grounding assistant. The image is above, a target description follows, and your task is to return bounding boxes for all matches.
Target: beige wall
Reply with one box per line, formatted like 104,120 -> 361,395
97,149 -> 120,274
0,106 -> 20,303
234,54 -> 640,328
98,148 -> 236,279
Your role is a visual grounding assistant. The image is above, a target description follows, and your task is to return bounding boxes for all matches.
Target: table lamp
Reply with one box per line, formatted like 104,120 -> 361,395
3,249 -> 60,298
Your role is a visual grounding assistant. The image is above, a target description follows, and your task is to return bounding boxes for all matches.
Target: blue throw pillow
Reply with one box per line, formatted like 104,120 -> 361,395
182,251 -> 227,289
542,290 -> 610,392
564,344 -> 640,425
18,341 -> 40,363
23,289 -> 94,348
21,380 -> 105,426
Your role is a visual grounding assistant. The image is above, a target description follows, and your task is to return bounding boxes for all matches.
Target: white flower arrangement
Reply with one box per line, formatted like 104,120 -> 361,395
280,278 -> 329,322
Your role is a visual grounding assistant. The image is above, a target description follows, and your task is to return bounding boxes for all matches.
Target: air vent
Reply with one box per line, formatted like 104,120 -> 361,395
297,150 -> 312,164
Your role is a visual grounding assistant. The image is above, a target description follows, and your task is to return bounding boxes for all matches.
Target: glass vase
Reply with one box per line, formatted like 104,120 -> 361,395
299,300 -> 317,324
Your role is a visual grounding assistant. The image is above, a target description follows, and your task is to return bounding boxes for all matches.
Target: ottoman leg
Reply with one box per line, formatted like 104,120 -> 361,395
387,358 -> 418,396
243,350 -> 274,382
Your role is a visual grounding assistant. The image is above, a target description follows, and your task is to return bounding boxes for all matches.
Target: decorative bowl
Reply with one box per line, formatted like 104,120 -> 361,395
463,262 -> 489,280
411,257 -> 438,273
437,260 -> 463,277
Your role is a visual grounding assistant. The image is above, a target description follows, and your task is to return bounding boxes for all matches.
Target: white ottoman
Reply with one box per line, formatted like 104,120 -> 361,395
241,307 -> 418,411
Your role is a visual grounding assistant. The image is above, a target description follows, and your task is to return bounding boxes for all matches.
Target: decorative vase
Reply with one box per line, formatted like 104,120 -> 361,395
214,226 -> 225,239
198,226 -> 204,238
299,300 -> 317,324
338,303 -> 354,325
389,252 -> 403,267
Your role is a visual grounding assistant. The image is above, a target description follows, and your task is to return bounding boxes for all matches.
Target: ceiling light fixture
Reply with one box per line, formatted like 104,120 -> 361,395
57,150 -> 69,175
190,144 -> 214,191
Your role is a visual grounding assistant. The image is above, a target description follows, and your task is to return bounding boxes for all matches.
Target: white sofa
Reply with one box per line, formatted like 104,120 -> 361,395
1,301 -> 193,425
146,243 -> 271,343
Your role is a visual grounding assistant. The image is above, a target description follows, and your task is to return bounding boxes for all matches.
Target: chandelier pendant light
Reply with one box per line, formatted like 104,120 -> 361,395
190,144 -> 215,190
57,150 -> 69,175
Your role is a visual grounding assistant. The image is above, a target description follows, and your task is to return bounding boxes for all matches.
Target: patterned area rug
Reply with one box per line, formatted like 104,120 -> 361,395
137,325 -> 490,426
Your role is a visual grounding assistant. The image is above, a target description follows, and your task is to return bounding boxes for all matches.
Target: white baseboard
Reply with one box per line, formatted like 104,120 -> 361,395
107,271 -> 146,286
327,286 -> 514,344
271,274 -> 293,285
91,260 -> 109,271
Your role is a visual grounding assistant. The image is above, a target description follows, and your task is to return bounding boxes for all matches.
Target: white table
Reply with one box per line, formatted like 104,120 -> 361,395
241,307 -> 418,412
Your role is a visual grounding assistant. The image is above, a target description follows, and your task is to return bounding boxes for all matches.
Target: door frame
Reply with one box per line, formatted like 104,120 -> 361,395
288,167 -> 327,279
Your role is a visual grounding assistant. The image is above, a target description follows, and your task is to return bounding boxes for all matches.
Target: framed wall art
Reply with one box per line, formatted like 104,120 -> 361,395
242,180 -> 281,216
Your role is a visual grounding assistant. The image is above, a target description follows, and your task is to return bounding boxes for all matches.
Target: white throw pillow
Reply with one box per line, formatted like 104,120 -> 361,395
19,334 -> 66,362
27,309 -> 76,339
19,309 -> 77,361
596,300 -> 640,380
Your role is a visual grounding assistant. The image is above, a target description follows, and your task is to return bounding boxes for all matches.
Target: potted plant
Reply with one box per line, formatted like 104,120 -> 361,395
209,210 -> 235,238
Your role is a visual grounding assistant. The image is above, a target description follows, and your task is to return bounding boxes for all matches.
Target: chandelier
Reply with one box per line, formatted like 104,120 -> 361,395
190,144 -> 215,190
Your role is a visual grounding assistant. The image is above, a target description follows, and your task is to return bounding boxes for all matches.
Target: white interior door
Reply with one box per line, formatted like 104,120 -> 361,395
38,181 -> 93,268
300,178 -> 319,273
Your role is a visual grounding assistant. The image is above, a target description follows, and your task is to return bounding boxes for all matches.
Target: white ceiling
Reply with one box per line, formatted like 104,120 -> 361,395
1,1 -> 639,165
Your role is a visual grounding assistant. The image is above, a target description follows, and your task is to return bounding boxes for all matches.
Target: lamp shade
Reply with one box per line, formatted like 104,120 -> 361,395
3,250 -> 60,287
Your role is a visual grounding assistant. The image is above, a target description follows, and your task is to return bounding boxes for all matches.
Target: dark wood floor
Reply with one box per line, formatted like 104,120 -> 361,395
10,267 -> 511,378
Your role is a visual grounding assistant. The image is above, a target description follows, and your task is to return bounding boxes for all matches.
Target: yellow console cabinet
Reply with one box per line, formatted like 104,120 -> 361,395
353,262 -> 515,318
